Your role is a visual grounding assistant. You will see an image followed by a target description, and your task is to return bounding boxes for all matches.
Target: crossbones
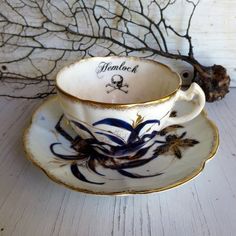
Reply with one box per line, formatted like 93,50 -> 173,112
106,74 -> 129,93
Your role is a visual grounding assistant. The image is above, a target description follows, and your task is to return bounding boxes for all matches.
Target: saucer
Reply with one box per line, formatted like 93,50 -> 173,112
24,97 -> 219,195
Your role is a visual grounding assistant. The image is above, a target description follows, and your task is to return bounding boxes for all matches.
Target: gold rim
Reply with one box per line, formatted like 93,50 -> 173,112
23,97 -> 219,196
56,56 -> 181,108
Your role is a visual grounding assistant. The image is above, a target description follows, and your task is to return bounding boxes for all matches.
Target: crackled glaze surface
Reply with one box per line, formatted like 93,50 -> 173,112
24,97 -> 218,195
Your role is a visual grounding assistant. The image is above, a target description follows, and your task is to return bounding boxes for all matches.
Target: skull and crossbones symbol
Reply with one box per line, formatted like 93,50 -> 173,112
105,74 -> 129,94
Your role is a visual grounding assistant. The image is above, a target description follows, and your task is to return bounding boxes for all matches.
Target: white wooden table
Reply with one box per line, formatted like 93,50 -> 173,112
0,89 -> 236,236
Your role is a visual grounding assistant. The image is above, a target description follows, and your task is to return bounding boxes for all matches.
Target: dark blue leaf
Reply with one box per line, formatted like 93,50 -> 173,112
55,115 -> 74,142
87,157 -> 105,176
128,120 -> 160,143
108,155 -> 155,170
135,119 -> 160,133
92,145 -> 112,155
134,145 -> 153,158
115,145 -> 153,161
71,120 -> 96,138
95,132 -> 126,146
108,139 -> 155,157
50,143 -> 85,160
71,164 -> 104,185
154,140 -> 166,144
93,118 -> 133,131
118,169 -> 163,178
141,131 -> 158,141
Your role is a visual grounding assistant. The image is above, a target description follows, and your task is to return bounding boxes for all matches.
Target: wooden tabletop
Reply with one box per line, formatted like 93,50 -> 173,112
0,89 -> 235,236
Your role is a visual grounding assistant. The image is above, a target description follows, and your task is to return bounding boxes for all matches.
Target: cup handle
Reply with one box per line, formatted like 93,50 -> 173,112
166,83 -> 205,126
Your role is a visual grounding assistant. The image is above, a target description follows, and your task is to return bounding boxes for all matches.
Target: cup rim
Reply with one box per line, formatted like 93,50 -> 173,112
56,56 -> 182,108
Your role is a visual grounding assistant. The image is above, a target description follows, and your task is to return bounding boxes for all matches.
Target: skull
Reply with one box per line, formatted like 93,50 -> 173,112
111,74 -> 123,89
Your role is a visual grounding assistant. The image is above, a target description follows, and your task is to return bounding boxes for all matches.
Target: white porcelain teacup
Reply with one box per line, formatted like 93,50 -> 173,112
56,56 -> 205,156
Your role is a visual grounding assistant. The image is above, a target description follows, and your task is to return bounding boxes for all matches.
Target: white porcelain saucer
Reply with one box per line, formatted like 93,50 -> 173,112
24,97 -> 219,195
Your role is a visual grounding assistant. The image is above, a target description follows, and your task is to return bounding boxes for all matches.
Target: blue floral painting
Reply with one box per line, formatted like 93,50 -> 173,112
50,112 -> 199,185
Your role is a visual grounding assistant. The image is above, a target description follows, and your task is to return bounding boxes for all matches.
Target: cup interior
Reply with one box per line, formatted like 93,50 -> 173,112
56,57 -> 181,104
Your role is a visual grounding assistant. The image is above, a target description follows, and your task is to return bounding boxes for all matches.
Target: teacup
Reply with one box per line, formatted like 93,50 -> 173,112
56,56 -> 205,156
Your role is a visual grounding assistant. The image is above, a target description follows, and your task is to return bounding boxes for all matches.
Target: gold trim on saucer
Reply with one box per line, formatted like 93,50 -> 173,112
23,97 -> 219,196
56,56 -> 181,109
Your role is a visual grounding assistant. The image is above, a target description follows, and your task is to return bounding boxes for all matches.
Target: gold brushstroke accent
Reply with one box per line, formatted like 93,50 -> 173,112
56,56 -> 181,109
23,97 -> 219,196
132,113 -> 144,128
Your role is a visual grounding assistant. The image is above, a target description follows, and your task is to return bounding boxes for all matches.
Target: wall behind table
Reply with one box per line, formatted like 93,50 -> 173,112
190,0 -> 236,86
0,0 -> 235,86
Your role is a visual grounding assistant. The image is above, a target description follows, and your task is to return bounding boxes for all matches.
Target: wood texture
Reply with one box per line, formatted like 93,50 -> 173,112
0,89 -> 236,236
